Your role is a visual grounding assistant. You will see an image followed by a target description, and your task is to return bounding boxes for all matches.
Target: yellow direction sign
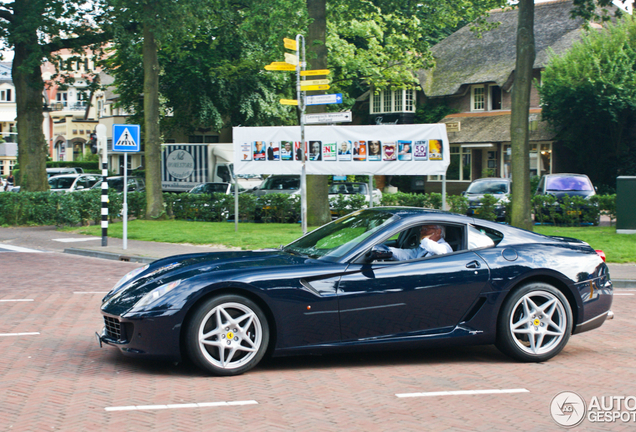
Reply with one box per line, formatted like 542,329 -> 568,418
265,63 -> 296,71
279,99 -> 298,106
300,69 -> 331,76
284,52 -> 298,65
283,38 -> 297,51
301,79 -> 329,86
300,84 -> 330,91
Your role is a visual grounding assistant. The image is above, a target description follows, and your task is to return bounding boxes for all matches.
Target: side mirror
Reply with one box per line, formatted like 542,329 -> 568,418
366,245 -> 393,262
461,191 -> 466,196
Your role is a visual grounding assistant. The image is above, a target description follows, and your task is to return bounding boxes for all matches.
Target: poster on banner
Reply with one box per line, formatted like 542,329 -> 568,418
232,124 -> 450,176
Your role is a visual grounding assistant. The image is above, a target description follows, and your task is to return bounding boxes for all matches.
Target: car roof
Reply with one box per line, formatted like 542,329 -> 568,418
543,173 -> 590,178
471,178 -> 510,182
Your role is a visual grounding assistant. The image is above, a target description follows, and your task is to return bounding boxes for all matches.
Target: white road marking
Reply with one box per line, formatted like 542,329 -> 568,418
105,400 -> 258,412
396,388 -> 530,398
74,292 -> 109,295
52,237 -> 101,243
0,332 -> 40,337
613,293 -> 634,296
0,244 -> 42,253
0,299 -> 34,302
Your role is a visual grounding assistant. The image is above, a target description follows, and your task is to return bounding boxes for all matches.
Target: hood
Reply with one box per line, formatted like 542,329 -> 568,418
101,251 -> 308,315
547,190 -> 595,200
466,193 -> 509,205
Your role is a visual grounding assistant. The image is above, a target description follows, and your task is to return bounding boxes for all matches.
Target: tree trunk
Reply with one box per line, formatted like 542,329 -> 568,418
510,0 -> 535,231
306,0 -> 330,226
12,38 -> 48,191
143,23 -> 165,219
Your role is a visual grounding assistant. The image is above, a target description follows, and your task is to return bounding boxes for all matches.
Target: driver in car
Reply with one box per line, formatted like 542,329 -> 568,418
382,225 -> 452,261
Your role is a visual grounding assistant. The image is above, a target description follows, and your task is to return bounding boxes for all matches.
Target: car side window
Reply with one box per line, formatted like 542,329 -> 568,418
467,225 -> 497,250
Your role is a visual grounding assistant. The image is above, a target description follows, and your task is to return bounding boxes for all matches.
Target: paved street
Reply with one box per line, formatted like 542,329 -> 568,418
1,250 -> 635,431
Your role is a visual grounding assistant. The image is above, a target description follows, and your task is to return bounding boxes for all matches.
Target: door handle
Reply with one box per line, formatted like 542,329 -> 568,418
466,260 -> 480,269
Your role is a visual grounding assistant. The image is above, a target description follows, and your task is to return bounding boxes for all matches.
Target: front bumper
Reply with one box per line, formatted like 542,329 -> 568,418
96,311 -> 184,362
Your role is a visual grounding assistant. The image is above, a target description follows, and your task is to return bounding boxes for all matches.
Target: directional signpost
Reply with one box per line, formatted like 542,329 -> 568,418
263,36 -> 348,233
113,124 -> 140,250
303,111 -> 352,124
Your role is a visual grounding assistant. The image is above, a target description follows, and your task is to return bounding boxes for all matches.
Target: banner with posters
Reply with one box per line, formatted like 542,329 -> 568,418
233,124 -> 449,176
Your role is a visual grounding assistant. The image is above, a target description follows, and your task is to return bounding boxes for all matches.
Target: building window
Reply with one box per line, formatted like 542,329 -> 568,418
393,91 -> 402,112
56,92 -> 68,107
370,89 -> 417,114
490,85 -> 502,110
471,86 -> 485,111
383,92 -> 392,112
428,146 -> 471,181
0,89 -> 11,101
405,89 -> 414,112
503,142 -> 552,178
372,93 -> 381,113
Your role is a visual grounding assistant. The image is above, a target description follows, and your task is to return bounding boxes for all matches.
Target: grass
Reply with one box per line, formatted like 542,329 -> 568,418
534,226 -> 636,263
63,220 -> 636,263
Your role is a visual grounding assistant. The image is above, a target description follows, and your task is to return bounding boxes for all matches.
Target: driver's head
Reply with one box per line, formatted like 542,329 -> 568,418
420,225 -> 444,242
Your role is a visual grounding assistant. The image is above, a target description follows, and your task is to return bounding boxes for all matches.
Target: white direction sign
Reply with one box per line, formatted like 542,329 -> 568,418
113,124 -> 140,152
303,111 -> 352,124
306,93 -> 343,105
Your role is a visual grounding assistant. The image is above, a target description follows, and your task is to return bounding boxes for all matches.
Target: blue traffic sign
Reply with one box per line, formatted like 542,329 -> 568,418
306,93 -> 343,106
113,124 -> 140,152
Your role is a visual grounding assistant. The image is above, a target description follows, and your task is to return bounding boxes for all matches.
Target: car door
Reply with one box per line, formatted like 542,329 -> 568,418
337,249 -> 490,341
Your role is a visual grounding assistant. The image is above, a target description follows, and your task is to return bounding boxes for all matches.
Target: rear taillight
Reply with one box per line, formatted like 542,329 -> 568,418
595,250 -> 606,262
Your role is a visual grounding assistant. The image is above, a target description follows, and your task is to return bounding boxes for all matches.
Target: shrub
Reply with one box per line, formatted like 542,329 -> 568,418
475,194 -> 498,222
447,194 -> 468,215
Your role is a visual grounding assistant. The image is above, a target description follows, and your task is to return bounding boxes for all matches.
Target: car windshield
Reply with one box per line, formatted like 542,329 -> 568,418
48,177 -> 76,189
328,183 -> 368,195
190,183 -> 229,194
261,177 -> 299,190
283,210 -> 397,260
466,181 -> 508,194
546,176 -> 593,191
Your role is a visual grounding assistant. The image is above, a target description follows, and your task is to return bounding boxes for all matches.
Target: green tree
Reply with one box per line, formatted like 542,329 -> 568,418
508,0 -> 620,230
0,0 -> 109,191
539,16 -> 636,189
105,0 -> 209,219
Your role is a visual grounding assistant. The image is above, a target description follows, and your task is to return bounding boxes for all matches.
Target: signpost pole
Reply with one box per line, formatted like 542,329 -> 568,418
123,153 -> 128,250
96,125 -> 108,247
297,33 -> 308,235
234,178 -> 239,232
442,175 -> 447,211
368,176 -> 374,208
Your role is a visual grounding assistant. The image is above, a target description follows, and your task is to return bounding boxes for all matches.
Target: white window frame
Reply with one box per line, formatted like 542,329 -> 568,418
471,85 -> 485,111
370,89 -> 417,114
428,146 -> 472,182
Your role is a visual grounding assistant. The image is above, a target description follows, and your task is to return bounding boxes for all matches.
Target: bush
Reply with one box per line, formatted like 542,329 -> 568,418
379,191 -> 442,209
447,194 -> 468,215
475,194 -> 498,222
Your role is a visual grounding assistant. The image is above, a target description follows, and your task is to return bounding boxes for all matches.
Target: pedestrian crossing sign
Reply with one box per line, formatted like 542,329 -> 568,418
113,124 -> 140,152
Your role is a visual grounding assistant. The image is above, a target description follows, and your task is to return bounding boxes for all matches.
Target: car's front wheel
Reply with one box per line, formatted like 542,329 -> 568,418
496,283 -> 572,362
186,294 -> 269,376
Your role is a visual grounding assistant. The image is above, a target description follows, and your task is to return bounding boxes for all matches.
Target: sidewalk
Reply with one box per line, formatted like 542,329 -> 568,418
1,225 -> 634,285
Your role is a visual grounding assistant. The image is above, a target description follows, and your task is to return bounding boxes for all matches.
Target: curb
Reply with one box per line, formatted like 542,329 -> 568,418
613,279 -> 636,289
63,248 -> 156,264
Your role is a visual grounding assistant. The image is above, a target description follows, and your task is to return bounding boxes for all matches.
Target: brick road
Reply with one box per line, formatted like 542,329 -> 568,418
1,251 -> 634,431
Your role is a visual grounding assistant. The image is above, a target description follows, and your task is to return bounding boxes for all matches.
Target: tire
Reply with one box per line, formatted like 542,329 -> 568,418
186,294 -> 269,376
496,282 -> 572,362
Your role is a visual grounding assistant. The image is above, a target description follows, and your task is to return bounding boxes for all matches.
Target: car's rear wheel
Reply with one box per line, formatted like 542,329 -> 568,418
496,283 -> 572,362
186,294 -> 269,376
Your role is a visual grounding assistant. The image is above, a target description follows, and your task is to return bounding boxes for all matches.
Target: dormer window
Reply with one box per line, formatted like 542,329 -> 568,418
0,89 -> 11,102
471,85 -> 485,111
370,89 -> 416,114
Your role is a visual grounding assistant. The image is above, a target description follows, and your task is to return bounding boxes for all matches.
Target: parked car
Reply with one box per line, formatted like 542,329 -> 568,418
91,176 -> 145,193
535,173 -> 597,222
97,207 -> 612,376
249,175 -> 300,197
48,174 -> 100,193
188,182 -> 245,195
46,167 -> 83,178
463,178 -> 511,222
329,182 -> 382,218
236,174 -> 263,190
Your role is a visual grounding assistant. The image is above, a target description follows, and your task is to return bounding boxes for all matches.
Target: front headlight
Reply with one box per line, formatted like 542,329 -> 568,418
112,264 -> 149,291
130,280 -> 181,311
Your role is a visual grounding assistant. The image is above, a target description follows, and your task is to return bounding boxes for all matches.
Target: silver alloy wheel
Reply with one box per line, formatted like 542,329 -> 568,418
509,290 -> 567,355
197,301 -> 263,370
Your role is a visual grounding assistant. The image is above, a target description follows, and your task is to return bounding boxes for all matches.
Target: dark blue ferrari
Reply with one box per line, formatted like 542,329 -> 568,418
97,207 -> 613,376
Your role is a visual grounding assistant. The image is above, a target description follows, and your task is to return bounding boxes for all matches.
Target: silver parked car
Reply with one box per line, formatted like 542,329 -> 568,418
48,174 -> 100,193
